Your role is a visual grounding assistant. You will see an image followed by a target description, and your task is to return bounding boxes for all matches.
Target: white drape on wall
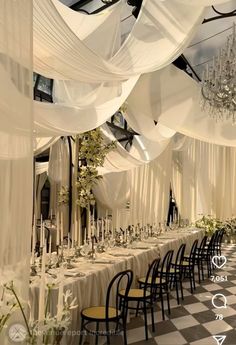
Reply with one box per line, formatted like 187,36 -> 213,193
0,1 -> 32,342
94,143 -> 173,226
36,172 -> 48,220
172,138 -> 236,222
48,138 -> 70,233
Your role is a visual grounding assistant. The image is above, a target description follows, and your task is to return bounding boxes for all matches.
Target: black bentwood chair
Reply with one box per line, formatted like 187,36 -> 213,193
79,270 -> 133,345
138,250 -> 174,321
169,243 -> 186,304
181,239 -> 198,293
119,258 -> 160,340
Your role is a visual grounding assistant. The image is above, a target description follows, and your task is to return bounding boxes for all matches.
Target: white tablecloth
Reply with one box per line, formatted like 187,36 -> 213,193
30,227 -> 203,344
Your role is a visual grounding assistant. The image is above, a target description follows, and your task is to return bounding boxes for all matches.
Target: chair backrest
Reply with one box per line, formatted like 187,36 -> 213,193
143,258 -> 161,298
175,243 -> 186,266
207,232 -> 217,253
218,229 -> 225,246
189,239 -> 198,263
199,235 -> 208,253
159,250 -> 174,283
106,270 -> 133,320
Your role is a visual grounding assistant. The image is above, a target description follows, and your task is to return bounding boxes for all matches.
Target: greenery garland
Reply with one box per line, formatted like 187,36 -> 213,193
76,128 -> 116,208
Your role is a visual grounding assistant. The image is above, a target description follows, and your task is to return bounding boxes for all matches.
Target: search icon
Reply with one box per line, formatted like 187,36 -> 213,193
212,294 -> 227,309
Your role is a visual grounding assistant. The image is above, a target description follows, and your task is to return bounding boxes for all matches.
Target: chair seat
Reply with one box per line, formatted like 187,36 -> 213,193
81,306 -> 120,320
119,288 -> 151,299
138,276 -> 166,285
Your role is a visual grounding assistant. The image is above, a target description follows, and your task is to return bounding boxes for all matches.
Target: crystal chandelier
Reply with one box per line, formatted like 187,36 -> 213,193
201,23 -> 236,123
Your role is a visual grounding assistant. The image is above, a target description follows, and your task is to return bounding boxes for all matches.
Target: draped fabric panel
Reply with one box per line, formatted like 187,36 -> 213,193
177,0 -> 231,5
34,136 -> 59,155
127,64 -> 236,147
94,144 -> 172,227
35,172 -> 48,219
172,138 -> 236,222
33,0 -> 205,82
101,124 -> 172,173
48,138 -> 70,233
0,1 -> 33,342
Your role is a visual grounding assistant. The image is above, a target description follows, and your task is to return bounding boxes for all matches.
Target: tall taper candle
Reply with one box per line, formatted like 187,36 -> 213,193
60,211 -> 64,246
88,209 -> 91,239
101,217 -> 104,242
31,215 -> 36,263
40,214 -> 43,248
56,212 -> 60,246
38,244 -> 46,321
49,232 -> 52,255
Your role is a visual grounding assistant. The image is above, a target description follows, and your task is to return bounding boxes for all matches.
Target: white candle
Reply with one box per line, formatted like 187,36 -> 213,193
50,209 -> 53,221
105,210 -> 108,234
88,210 -> 91,239
111,223 -> 114,238
40,214 -> 43,248
96,219 -> 99,239
49,232 -> 52,255
74,217 -> 78,244
101,217 -> 104,242
60,211 -> 64,246
31,215 -> 36,263
67,232 -> 70,250
38,244 -> 46,321
78,213 -> 81,246
56,212 -> 60,246
116,210 -> 119,232
84,228 -> 87,244
92,207 -> 95,236
71,225 -> 74,249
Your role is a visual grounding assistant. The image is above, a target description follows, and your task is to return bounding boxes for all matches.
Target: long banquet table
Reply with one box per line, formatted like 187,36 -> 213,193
30,227 -> 203,344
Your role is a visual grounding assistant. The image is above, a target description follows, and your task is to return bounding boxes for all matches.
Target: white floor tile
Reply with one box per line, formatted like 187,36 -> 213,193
203,283 -> 223,291
184,302 -> 208,314
194,292 -> 213,302
190,336 -> 218,345
226,286 -> 236,294
203,320 -> 232,334
171,315 -> 199,330
212,306 -> 236,318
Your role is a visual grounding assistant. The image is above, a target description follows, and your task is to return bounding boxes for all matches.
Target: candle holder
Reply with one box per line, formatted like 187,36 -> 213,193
30,263 -> 37,276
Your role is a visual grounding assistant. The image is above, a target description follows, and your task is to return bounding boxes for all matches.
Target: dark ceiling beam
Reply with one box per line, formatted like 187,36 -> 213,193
203,6 -> 236,24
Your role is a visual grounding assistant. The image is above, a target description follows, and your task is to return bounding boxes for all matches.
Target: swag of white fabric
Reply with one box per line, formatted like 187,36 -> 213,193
101,124 -> 173,173
33,0 -> 205,82
93,142 -> 173,226
127,64 -> 236,147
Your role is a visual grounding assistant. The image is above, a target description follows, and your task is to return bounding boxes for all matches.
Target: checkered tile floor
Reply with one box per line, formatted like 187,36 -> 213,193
109,243 -> 236,345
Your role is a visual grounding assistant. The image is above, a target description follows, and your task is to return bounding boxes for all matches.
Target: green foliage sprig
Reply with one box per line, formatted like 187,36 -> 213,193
76,128 -> 116,208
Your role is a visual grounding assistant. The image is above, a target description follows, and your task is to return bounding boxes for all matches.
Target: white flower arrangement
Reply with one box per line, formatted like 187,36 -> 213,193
195,215 -> 236,236
0,276 -> 78,345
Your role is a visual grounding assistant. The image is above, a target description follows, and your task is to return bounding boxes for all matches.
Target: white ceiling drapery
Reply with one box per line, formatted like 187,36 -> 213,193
126,64 -> 236,147
33,0 -> 205,82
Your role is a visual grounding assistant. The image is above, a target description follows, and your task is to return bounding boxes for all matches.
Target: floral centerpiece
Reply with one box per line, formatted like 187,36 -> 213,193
195,215 -> 236,236
195,215 -> 224,235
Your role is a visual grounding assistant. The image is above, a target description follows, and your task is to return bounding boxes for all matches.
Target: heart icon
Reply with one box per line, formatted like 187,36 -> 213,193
212,255 -> 227,269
